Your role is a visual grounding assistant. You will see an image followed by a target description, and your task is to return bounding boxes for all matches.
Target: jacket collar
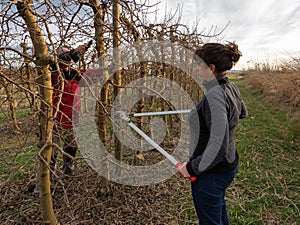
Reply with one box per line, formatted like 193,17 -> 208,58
216,75 -> 228,85
203,75 -> 228,90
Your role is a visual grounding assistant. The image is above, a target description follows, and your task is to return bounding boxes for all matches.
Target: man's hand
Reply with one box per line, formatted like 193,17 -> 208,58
177,162 -> 191,178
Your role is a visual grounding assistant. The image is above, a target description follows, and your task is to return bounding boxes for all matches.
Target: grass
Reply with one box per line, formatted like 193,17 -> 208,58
226,78 -> 300,224
0,145 -> 38,182
0,108 -> 31,121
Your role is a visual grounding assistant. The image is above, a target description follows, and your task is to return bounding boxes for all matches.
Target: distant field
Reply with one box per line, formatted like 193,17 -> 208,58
244,70 -> 300,109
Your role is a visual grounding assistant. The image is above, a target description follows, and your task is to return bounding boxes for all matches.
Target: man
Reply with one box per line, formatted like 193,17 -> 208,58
34,42 -> 90,196
51,44 -> 87,176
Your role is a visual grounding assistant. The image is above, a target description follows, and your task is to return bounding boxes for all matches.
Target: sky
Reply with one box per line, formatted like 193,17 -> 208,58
152,0 -> 300,69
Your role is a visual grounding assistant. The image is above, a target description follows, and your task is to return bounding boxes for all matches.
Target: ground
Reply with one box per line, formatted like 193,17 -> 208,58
0,75 -> 299,224
0,103 -> 197,225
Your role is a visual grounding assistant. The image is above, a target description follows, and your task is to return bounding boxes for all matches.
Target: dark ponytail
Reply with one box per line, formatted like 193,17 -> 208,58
194,41 -> 242,73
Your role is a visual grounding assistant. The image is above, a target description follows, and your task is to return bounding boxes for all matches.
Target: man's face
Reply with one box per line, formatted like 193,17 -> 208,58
57,47 -> 71,71
57,47 -> 70,55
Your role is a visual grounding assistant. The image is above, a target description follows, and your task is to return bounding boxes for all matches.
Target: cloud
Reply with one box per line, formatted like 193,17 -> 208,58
150,0 -> 300,67
175,0 -> 299,61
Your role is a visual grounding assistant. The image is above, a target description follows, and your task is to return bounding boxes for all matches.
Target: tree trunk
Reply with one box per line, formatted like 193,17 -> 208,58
120,13 -> 146,160
89,0 -> 111,193
113,0 -> 122,161
16,1 -> 57,224
90,0 -> 109,146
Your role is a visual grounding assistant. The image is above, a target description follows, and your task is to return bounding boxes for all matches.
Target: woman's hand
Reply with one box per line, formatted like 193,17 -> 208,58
177,162 -> 191,178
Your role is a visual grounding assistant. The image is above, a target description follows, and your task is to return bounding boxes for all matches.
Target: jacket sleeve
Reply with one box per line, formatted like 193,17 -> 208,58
231,81 -> 247,119
186,86 -> 229,175
58,49 -> 80,63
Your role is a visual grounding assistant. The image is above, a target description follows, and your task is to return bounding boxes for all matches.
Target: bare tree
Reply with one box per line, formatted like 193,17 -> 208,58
0,0 -> 224,223
16,0 -> 57,224
112,0 -> 122,162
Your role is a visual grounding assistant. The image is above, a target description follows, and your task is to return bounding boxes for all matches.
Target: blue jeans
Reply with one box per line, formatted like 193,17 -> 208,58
191,166 -> 238,225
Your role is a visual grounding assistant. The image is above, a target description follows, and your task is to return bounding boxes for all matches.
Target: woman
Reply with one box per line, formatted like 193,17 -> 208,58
177,42 -> 247,224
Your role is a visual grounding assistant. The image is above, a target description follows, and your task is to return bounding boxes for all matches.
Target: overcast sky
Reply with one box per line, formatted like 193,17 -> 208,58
152,0 -> 300,69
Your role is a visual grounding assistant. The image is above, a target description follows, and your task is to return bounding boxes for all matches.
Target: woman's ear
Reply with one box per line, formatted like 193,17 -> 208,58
209,64 -> 216,73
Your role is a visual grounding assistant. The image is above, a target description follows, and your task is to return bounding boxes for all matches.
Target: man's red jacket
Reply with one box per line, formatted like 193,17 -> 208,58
52,70 -> 81,129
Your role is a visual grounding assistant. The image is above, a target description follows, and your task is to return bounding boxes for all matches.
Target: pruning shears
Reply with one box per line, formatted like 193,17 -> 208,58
116,111 -> 197,183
